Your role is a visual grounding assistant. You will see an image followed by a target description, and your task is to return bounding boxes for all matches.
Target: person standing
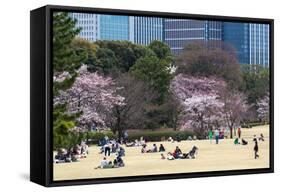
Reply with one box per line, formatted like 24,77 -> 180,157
214,128 -> 220,144
123,131 -> 128,143
237,127 -> 241,139
104,142 -> 111,156
208,129 -> 213,143
254,138 -> 259,159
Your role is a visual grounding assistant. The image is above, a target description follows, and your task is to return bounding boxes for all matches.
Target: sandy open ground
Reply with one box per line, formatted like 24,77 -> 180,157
53,125 -> 270,181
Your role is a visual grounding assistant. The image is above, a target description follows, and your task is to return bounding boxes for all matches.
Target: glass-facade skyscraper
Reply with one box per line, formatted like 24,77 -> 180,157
69,13 -> 270,67
164,19 -> 222,54
222,22 -> 269,66
134,17 -> 164,45
223,22 -> 250,64
69,13 -> 99,42
69,13 -> 134,42
99,15 -> 133,41
249,23 -> 270,67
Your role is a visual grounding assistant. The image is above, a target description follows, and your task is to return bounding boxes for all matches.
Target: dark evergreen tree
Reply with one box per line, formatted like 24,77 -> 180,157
52,12 -> 87,149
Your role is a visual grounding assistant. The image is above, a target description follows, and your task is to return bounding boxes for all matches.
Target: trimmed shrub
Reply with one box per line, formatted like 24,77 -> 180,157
241,122 -> 269,128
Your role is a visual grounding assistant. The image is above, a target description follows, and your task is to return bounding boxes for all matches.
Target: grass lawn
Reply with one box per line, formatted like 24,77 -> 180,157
53,125 -> 270,181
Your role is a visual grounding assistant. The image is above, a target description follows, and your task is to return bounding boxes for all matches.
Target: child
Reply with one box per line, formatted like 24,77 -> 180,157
160,153 -> 166,159
167,152 -> 175,160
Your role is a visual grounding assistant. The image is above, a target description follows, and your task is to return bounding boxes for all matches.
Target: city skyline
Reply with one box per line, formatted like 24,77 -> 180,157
69,13 -> 270,66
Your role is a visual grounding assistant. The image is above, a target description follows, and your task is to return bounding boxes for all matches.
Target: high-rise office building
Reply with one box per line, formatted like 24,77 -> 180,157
164,19 -> 222,54
99,15 -> 134,41
69,13 -> 134,42
249,23 -> 270,67
69,13 -> 99,42
223,22 -> 269,66
223,22 -> 250,64
69,13 -> 270,67
134,17 -> 164,45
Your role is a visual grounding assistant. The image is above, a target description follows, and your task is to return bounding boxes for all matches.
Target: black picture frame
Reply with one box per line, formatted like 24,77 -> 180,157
30,4 -> 274,187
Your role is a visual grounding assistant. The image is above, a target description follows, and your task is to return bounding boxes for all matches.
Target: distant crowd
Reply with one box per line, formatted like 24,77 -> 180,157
54,128 -> 266,167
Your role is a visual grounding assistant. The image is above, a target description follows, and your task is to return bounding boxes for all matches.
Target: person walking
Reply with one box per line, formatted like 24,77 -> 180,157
214,128 -> 220,144
254,138 -> 259,159
208,129 -> 213,143
237,127 -> 242,139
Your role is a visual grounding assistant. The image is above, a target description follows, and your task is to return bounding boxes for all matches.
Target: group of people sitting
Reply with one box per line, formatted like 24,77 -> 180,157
95,154 -> 125,169
141,143 -> 165,153
234,138 -> 248,145
54,141 -> 89,163
161,146 -> 199,160
234,133 -> 265,146
125,138 -> 146,147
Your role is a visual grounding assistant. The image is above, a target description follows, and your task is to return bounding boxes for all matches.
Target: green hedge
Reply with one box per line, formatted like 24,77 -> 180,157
241,122 -> 269,128
127,130 -> 195,142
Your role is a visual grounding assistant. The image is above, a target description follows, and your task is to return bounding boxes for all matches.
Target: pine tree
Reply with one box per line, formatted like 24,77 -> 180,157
53,12 -> 87,95
52,12 -> 87,149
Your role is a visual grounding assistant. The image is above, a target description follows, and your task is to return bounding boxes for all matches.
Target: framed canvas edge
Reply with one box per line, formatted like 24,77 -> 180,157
33,4 -> 274,187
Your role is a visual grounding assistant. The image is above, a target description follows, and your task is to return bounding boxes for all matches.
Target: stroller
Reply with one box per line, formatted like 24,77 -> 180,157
183,146 -> 198,159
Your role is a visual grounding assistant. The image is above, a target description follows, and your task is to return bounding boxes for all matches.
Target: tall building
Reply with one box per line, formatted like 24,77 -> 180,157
249,23 -> 270,67
223,22 -> 250,64
69,13 -> 270,67
223,22 -> 269,66
164,19 -> 222,54
99,15 -> 134,41
69,13 -> 134,42
69,13 -> 99,42
134,17 -> 164,45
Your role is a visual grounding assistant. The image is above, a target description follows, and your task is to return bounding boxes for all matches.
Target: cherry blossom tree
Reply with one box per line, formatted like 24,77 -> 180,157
171,74 -> 225,135
54,65 -> 125,129
219,90 -> 249,138
256,94 -> 269,123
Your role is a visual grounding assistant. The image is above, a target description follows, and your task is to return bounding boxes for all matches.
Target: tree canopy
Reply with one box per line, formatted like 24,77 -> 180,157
176,41 -> 242,89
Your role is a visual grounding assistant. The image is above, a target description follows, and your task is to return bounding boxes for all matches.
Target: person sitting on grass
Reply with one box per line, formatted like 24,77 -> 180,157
183,146 -> 198,159
173,146 -> 182,159
126,139 -> 142,147
54,148 -> 67,163
141,144 -> 147,153
168,136 -> 174,142
234,138 -> 240,145
242,138 -> 248,145
167,152 -> 175,160
259,133 -> 265,141
117,146 -> 125,157
95,157 -> 114,169
113,155 -> 125,168
176,135 -> 181,142
147,144 -> 158,153
159,144 -> 165,152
